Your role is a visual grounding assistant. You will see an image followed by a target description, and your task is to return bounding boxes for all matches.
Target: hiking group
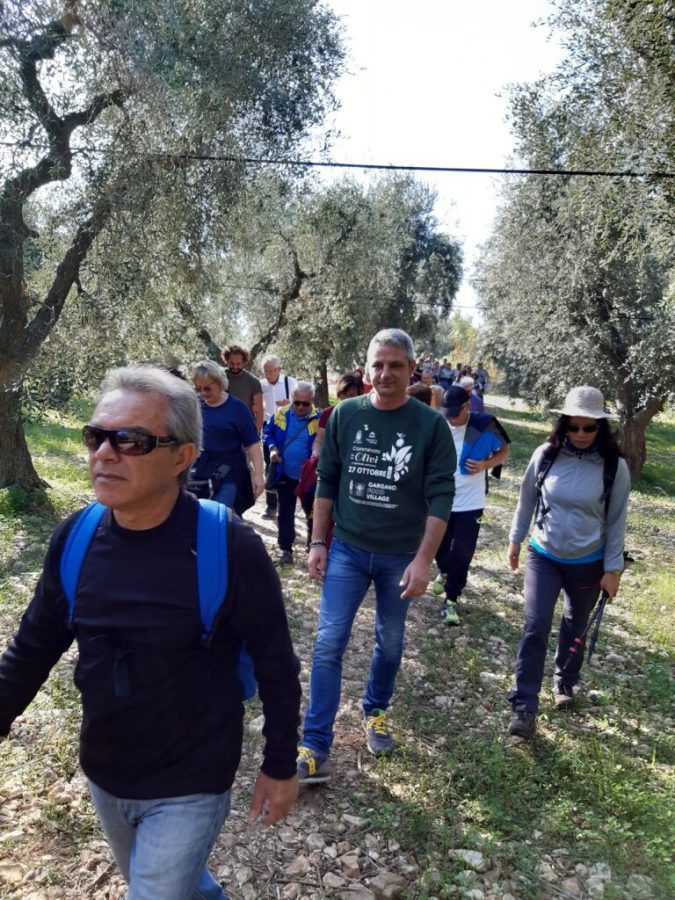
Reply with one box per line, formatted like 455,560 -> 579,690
0,328 -> 630,899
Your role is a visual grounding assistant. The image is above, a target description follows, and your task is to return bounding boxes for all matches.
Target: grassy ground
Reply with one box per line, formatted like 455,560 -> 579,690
0,398 -> 673,898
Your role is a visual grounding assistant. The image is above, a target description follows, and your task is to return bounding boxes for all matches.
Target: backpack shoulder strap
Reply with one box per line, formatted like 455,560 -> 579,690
60,502 -> 107,626
196,499 -> 229,641
196,499 -> 256,699
602,452 -> 620,517
284,375 -> 289,398
536,443 -> 559,490
534,444 -> 559,527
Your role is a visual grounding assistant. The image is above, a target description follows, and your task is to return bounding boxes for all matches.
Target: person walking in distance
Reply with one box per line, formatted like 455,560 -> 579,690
263,382 -> 320,566
222,344 -> 264,434
432,385 -> 510,626
260,355 -> 297,519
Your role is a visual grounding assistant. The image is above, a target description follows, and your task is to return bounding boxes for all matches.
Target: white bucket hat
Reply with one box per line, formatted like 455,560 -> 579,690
550,386 -> 618,420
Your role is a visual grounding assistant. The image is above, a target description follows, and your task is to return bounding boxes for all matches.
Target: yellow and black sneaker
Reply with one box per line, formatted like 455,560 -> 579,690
296,746 -> 330,784
364,708 -> 394,756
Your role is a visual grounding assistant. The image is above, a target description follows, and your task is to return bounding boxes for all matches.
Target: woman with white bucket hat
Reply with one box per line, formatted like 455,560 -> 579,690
505,386 -> 631,739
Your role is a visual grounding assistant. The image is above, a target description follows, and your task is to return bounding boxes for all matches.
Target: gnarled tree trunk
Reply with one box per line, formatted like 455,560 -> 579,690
618,398 -> 664,480
0,375 -> 45,489
315,357 -> 329,408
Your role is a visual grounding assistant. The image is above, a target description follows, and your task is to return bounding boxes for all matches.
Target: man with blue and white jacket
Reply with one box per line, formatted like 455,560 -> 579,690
433,385 -> 511,626
263,381 -> 320,566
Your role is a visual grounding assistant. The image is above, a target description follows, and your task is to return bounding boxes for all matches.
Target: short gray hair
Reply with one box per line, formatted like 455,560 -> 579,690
99,366 -> 202,484
459,376 -> 474,390
262,354 -> 282,369
366,328 -> 415,364
191,359 -> 229,391
294,380 -> 315,398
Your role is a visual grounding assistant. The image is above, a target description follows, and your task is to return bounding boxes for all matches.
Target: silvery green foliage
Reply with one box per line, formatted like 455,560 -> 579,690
474,0 -> 675,476
0,0 -> 344,485
203,172 -> 463,385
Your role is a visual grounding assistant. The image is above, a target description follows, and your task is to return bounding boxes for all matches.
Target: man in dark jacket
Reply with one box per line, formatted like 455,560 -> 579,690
0,366 -> 300,900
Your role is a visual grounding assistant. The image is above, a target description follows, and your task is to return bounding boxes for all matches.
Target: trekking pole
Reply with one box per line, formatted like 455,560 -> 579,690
586,590 -> 609,665
562,590 -> 610,671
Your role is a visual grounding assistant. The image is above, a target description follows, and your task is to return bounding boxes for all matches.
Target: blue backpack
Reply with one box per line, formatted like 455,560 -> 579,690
59,498 -> 256,700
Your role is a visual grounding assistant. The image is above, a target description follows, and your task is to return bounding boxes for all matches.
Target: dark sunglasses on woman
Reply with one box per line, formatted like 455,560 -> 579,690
567,424 -> 599,434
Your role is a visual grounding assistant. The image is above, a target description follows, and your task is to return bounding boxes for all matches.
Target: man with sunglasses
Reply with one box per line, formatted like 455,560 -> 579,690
0,366 -> 301,899
263,382 -> 320,566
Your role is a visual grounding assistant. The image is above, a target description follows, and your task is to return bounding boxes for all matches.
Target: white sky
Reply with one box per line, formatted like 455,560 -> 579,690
322,0 -> 565,318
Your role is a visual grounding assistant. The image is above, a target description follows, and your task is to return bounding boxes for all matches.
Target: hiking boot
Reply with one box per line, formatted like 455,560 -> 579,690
431,573 -> 445,596
364,708 -> 394,756
441,600 -> 460,626
508,708 -> 537,739
296,747 -> 330,784
553,681 -> 575,710
262,508 -> 277,520
277,550 -> 293,566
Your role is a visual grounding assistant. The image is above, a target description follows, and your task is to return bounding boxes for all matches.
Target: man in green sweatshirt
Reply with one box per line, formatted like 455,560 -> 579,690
297,329 -> 456,784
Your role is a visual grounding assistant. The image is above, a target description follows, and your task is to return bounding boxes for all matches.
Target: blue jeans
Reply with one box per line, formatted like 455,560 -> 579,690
302,538 -> 415,755
509,547 -> 603,713
88,780 -> 231,900
212,477 -> 237,508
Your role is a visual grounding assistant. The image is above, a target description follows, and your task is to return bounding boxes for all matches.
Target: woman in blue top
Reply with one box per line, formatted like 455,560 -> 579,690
191,361 -> 264,515
506,386 -> 630,739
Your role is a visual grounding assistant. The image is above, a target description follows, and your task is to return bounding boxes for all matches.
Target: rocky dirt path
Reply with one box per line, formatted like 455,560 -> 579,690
1,402 -> 672,899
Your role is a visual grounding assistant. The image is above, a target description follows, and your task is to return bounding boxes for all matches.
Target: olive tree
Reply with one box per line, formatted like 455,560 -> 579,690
474,0 -> 675,478
0,0 -> 343,487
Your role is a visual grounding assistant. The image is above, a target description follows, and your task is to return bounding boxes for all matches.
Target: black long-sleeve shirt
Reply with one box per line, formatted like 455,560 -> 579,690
0,491 -> 301,799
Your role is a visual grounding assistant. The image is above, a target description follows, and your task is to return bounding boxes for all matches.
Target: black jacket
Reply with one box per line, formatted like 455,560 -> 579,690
0,491 -> 300,798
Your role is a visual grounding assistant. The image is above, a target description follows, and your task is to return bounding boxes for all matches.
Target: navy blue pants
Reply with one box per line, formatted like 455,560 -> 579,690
509,547 -> 603,713
435,508 -> 483,602
276,476 -> 314,552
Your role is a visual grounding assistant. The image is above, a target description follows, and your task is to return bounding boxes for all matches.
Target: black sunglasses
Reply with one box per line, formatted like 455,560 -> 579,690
567,424 -> 599,434
83,425 -> 179,456
293,400 -> 311,408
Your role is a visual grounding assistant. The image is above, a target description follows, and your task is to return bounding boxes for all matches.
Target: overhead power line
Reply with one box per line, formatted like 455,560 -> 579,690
177,155 -> 675,180
4,140 -> 675,179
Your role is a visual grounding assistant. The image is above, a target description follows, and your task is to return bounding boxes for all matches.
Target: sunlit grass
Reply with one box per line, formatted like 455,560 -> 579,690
0,397 -> 673,898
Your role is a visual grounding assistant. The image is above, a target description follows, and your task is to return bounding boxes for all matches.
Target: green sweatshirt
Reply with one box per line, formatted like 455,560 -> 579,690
316,395 -> 456,553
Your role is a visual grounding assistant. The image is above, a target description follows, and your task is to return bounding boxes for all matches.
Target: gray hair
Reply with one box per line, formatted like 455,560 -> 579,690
294,380 -> 316,398
262,354 -> 282,369
459,376 -> 474,390
99,366 -> 202,485
366,328 -> 415,364
191,359 -> 229,392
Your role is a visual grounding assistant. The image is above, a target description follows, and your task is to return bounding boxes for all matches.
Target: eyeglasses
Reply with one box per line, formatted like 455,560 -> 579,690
83,425 -> 179,456
567,424 -> 599,434
293,400 -> 311,408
